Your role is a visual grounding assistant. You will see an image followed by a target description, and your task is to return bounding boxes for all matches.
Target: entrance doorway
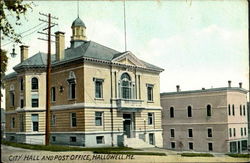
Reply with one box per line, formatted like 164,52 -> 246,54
123,114 -> 132,138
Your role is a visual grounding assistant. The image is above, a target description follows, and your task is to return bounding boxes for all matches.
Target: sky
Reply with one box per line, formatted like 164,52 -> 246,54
2,0 -> 249,107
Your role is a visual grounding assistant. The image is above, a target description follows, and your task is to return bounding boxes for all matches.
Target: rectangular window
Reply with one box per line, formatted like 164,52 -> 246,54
51,114 -> 56,127
170,107 -> 174,118
31,114 -> 39,131
229,128 -> 232,137
187,106 -> 192,117
95,79 -> 103,98
20,78 -> 24,91
207,128 -> 213,138
233,128 -> 236,137
228,104 -> 231,115
241,128 -> 243,136
96,136 -> 104,144
95,112 -> 103,126
148,113 -> 154,125
188,129 -> 193,138
244,127 -> 247,136
147,84 -> 153,101
170,129 -> 175,138
240,105 -> 242,116
149,133 -> 155,145
208,143 -> 213,151
52,136 -> 56,142
31,94 -> 39,108
10,92 -> 15,107
11,117 -> 15,128
243,105 -> 246,116
71,113 -> 77,127
69,83 -> 76,99
171,142 -> 176,149
51,87 -> 56,102
70,136 -> 76,142
189,142 -> 193,150
20,99 -> 24,108
232,105 -> 235,116
230,142 -> 237,153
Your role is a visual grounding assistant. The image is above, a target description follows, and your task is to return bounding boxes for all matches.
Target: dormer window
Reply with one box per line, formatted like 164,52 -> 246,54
32,77 -> 38,90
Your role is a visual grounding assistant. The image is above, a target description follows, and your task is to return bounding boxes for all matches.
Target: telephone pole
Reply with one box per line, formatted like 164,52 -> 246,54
38,12 -> 58,146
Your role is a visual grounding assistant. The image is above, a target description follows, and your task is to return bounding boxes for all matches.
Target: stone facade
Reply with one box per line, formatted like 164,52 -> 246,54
4,17 -> 164,148
161,83 -> 248,153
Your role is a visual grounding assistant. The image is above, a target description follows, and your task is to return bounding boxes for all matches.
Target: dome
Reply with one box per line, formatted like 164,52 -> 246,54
71,17 -> 86,28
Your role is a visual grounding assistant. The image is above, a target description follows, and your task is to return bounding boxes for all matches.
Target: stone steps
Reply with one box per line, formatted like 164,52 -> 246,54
124,137 -> 155,149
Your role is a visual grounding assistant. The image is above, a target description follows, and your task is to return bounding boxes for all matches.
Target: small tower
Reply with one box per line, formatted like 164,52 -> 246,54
70,17 -> 87,48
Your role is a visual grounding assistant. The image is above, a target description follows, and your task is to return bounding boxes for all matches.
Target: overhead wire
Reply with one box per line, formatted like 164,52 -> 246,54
2,22 -> 46,47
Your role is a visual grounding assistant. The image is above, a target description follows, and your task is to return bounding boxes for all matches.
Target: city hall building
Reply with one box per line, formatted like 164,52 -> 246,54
4,17 -> 164,147
161,82 -> 248,153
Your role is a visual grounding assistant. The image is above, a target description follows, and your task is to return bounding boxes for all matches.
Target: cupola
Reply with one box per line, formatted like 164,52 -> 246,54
70,17 -> 87,48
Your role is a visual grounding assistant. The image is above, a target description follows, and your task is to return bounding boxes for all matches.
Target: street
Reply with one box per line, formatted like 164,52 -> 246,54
1,145 -> 249,163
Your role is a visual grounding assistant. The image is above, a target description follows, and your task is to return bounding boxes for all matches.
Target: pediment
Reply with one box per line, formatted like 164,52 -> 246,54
112,51 -> 145,67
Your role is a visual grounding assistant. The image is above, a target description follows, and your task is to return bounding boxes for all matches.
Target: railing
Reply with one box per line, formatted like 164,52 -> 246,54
112,99 -> 144,109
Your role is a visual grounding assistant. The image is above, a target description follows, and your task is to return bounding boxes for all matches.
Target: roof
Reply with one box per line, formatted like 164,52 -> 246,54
12,40 -> 163,72
72,17 -> 86,28
13,52 -> 48,70
3,72 -> 18,80
161,87 -> 248,96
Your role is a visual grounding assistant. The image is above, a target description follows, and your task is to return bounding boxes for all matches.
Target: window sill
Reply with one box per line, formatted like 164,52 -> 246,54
31,89 -> 38,92
147,101 -> 154,103
95,98 -> 104,101
68,98 -> 76,101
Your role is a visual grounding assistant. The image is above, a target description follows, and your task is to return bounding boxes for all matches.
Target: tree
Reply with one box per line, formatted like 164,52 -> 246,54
0,0 -> 32,76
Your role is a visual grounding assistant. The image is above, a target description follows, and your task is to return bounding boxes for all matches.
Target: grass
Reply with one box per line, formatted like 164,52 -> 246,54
226,153 -> 250,158
178,153 -> 214,157
93,151 -> 167,156
2,140 -> 134,152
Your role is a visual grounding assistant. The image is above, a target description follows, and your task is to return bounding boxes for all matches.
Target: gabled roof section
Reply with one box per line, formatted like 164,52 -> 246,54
112,51 -> 145,67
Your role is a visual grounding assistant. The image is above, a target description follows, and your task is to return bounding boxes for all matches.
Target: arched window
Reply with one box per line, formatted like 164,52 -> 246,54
187,106 -> 192,117
32,77 -> 38,90
121,73 -> 132,99
207,105 -> 212,117
170,107 -> 174,118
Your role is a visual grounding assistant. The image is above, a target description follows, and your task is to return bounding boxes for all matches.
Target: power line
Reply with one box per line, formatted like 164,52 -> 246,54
2,23 -> 46,47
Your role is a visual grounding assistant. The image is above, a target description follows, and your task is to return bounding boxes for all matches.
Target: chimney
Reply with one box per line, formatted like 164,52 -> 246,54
55,31 -> 65,61
228,80 -> 231,88
20,45 -> 29,62
176,85 -> 180,92
239,82 -> 242,88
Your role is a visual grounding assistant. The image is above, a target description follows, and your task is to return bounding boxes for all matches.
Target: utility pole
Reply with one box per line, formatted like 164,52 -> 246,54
38,12 -> 58,146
